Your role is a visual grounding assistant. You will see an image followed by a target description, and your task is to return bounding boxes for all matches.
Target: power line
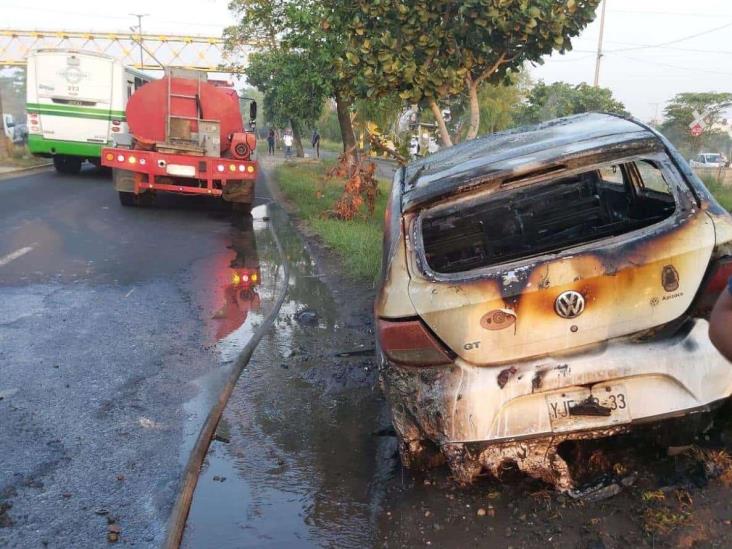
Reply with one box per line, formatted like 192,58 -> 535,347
606,21 -> 732,53
613,53 -> 732,77
608,9 -> 732,19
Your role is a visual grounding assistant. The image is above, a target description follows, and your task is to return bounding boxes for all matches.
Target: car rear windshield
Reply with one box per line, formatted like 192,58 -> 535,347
420,158 -> 677,275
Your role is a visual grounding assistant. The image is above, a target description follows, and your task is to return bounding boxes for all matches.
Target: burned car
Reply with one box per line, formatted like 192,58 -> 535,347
375,113 -> 732,490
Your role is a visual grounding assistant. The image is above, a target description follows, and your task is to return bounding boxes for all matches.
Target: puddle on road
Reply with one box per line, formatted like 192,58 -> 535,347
182,206 -> 392,548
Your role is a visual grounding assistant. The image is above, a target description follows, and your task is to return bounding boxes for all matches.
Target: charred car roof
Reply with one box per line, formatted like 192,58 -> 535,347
401,113 -> 662,212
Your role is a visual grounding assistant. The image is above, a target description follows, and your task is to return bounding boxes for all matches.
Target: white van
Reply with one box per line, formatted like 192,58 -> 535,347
26,49 -> 151,174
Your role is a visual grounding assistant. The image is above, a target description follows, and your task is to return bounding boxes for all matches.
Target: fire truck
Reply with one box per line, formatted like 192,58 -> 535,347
101,68 -> 257,210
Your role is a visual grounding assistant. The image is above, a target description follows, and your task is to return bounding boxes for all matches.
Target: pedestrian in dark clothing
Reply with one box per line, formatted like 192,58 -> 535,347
267,129 -> 275,155
311,129 -> 321,159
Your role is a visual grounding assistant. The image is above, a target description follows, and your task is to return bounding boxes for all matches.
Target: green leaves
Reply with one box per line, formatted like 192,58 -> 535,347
337,0 -> 601,139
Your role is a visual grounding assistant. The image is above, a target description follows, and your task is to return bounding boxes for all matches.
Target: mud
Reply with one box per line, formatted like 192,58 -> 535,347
181,170 -> 732,548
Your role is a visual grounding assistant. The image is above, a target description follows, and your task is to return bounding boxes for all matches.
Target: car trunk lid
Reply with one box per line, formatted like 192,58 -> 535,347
406,153 -> 716,365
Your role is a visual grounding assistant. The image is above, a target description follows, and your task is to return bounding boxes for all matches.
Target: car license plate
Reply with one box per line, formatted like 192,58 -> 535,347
166,164 -> 196,177
546,384 -> 630,431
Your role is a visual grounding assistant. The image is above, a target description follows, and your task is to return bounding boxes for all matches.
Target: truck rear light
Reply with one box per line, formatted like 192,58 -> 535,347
247,165 -> 254,173
238,164 -> 246,172
139,158 -> 146,166
693,256 -> 732,317
128,156 -> 137,164
217,164 -> 225,172
377,317 -> 453,366
105,153 -> 114,161
112,119 -> 121,126
117,154 -> 125,162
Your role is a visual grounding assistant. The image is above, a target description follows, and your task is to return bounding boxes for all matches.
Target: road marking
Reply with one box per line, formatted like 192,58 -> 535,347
125,288 -> 135,298
0,246 -> 33,267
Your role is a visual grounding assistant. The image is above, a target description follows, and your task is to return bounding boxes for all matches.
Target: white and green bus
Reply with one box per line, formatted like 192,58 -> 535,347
26,49 -> 151,174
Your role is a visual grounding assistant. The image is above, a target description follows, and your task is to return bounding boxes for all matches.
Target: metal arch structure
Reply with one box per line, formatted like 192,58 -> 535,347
0,29 -> 253,73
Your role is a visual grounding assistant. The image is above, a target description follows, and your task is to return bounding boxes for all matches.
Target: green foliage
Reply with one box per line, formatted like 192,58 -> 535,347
317,105 -> 342,143
246,49 -> 329,132
226,0 -> 358,152
274,161 -> 387,280
336,0 -> 600,136
516,81 -> 628,124
474,72 -> 532,136
659,92 -> 732,158
701,175 -> 732,212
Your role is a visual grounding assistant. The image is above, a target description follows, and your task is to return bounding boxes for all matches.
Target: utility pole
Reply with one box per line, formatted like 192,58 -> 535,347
130,13 -> 149,69
0,85 -> 9,159
593,0 -> 607,87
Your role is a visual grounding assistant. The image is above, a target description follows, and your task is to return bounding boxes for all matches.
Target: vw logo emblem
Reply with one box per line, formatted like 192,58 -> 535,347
554,291 -> 585,319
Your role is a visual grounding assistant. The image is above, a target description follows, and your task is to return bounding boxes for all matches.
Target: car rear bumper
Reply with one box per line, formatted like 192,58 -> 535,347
382,319 -> 732,447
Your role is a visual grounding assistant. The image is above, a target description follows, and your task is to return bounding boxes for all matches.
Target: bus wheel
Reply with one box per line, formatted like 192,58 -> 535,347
53,156 -> 82,175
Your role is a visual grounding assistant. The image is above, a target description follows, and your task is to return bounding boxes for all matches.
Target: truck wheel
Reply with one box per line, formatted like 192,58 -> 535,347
118,191 -> 155,207
231,202 -> 252,214
53,156 -> 82,175
118,191 -> 137,207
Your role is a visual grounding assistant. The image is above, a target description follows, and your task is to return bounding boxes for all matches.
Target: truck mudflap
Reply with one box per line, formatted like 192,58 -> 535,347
101,147 -> 256,198
381,319 -> 732,489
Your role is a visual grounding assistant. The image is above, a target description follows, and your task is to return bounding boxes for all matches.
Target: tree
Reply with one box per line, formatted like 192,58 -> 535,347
225,0 -> 358,160
659,92 -> 732,159
338,0 -> 600,146
516,80 -> 628,125
246,49 -> 329,157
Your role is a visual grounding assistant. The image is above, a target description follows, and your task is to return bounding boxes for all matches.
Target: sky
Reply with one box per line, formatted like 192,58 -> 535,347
2,0 -> 731,122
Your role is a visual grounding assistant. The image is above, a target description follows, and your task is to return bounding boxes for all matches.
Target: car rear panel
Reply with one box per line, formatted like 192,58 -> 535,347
404,154 -> 716,365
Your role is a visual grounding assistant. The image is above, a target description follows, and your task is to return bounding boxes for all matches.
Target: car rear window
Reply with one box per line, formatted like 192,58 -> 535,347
420,158 -> 677,275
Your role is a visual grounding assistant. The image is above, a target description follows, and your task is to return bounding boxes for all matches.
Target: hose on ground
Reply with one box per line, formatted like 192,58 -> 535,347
164,213 -> 290,549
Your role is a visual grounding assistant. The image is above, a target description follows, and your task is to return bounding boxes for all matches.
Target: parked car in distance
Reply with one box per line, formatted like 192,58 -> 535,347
376,113 -> 732,491
690,152 -> 727,168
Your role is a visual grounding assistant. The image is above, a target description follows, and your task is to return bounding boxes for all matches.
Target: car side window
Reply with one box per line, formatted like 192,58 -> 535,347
599,164 -> 625,186
636,160 -> 671,195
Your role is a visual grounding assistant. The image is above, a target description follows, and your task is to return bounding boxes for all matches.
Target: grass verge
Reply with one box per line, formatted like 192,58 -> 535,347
273,161 -> 387,281
0,145 -> 48,168
701,176 -> 732,211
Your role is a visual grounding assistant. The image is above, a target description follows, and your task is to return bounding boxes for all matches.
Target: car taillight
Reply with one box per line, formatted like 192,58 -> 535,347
377,317 -> 452,366
693,256 -> 732,317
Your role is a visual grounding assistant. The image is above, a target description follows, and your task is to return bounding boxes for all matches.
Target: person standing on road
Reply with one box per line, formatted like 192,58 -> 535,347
710,281 -> 732,361
311,129 -> 321,159
267,128 -> 275,155
283,131 -> 293,158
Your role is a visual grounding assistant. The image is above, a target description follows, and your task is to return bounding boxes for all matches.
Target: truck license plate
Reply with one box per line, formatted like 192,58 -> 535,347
546,384 -> 630,431
166,164 -> 196,177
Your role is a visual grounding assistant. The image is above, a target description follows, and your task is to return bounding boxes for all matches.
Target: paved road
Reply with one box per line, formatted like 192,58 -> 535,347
0,166 -> 271,547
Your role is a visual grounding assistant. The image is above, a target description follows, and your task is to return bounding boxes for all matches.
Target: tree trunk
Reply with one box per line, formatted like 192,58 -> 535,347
334,87 -> 358,163
291,120 -> 304,158
429,100 -> 453,148
465,79 -> 480,140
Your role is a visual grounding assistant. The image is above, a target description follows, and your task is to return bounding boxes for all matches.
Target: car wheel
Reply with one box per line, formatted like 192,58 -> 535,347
53,155 -> 82,175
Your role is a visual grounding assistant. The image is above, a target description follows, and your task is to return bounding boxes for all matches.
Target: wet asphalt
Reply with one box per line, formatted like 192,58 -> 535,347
0,166 -> 272,547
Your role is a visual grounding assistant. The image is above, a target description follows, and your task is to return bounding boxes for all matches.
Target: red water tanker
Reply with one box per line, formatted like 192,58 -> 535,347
101,68 -> 258,210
